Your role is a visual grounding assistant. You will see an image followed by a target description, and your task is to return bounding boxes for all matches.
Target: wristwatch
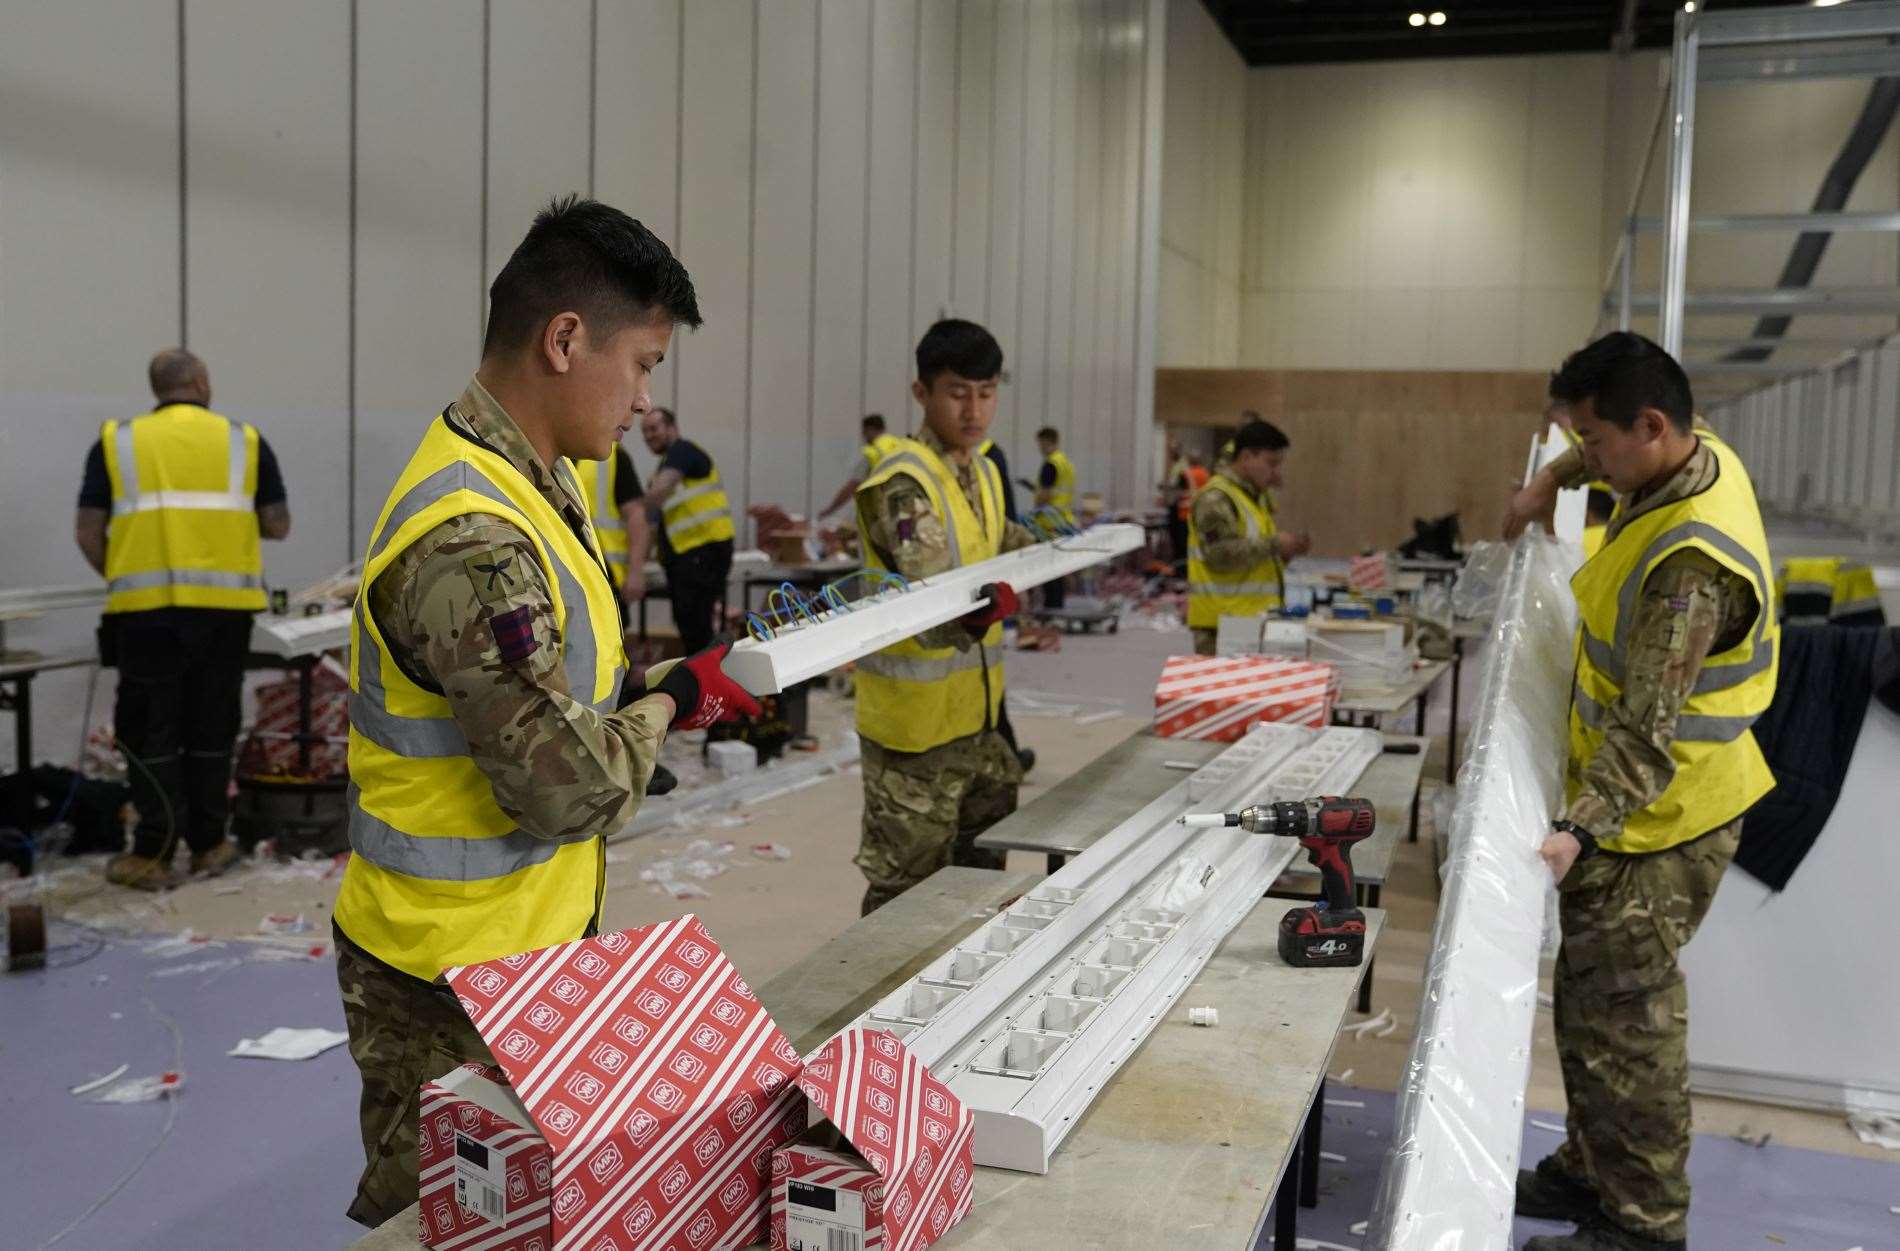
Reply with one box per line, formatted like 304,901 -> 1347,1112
1552,818 -> 1599,861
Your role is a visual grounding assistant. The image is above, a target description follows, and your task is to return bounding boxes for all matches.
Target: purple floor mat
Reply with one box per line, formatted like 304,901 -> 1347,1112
1256,1085 -> 1900,1251
2,926 -> 368,1251
6,928 -> 1895,1250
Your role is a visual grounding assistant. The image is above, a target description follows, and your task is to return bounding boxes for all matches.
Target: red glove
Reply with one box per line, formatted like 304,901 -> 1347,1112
650,642 -> 763,730
960,582 -> 1020,634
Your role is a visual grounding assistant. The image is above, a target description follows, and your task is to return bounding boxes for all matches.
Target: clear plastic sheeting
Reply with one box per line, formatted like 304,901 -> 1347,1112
1450,541 -> 1513,622
1365,530 -> 1581,1250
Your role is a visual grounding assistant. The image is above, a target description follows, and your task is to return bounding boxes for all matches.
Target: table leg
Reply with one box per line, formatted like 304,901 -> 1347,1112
1045,853 -> 1066,874
1408,777 -> 1421,845
1273,1138 -> 1301,1251
296,657 -> 315,773
1357,955 -> 1375,1015
637,595 -> 649,643
1299,1077 -> 1324,1208
7,675 -> 31,775
1447,639 -> 1463,784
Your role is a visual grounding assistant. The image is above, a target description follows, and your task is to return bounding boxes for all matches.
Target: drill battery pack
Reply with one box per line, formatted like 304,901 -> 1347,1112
1277,904 -> 1368,968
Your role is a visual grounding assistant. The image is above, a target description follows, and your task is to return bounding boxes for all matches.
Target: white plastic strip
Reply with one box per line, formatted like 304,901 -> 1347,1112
1364,530 -> 1581,1250
723,525 -> 1144,694
842,722 -> 1381,1173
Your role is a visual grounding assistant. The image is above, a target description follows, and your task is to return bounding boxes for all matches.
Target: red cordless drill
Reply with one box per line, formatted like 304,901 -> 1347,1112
1182,796 -> 1375,968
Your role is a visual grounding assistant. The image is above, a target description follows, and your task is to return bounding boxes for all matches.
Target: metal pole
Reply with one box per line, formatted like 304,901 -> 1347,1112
1660,11 -> 1698,357
1618,219 -> 1633,331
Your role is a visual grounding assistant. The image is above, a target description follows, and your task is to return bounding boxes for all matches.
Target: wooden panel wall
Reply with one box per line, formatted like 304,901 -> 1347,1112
1155,367 -> 1550,555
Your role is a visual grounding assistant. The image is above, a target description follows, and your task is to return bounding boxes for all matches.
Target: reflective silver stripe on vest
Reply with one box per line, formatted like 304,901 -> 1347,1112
1575,681 -> 1757,743
107,568 -> 263,594
348,604 -> 469,758
111,416 -> 249,515
856,641 -> 1005,682
594,456 -> 614,520
363,458 -> 620,717
664,508 -> 732,544
1187,581 -> 1283,598
668,478 -> 724,507
1834,594 -> 1882,617
345,785 -> 592,880
1691,639 -> 1776,695
1781,580 -> 1831,598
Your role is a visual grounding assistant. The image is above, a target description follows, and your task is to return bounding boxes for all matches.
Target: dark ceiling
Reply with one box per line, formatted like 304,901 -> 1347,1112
1202,1 -> 1802,66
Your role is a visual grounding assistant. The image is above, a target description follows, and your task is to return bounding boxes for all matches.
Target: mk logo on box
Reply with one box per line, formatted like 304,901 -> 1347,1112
677,939 -> 711,967
691,1023 -> 729,1054
598,930 -> 631,954
922,1117 -> 948,1146
866,1089 -> 893,1116
612,1014 -> 650,1047
620,1198 -> 656,1236
498,1030 -> 538,1061
542,1102 -> 580,1135
588,1142 -> 626,1183
656,964 -> 690,993
727,1093 -> 758,1130
718,1175 -> 752,1212
574,949 -> 610,979
526,1002 -> 564,1032
553,1180 -> 586,1221
660,1162 -> 693,1201
651,1079 -> 684,1111
635,989 -> 671,1018
551,976 -> 586,1005
591,1042 -> 629,1074
870,1060 -> 896,1087
693,1128 -> 726,1166
671,1051 -> 708,1083
625,1107 -> 659,1144
565,1072 -> 606,1106
469,968 -> 507,996
710,996 -> 744,1027
687,1211 -> 717,1247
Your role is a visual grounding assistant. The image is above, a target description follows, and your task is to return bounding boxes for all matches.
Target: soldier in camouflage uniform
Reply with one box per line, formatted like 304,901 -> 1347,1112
1506,334 -> 1777,1251
1187,458 -> 1310,656
852,320 -> 1037,913
334,199 -> 757,1227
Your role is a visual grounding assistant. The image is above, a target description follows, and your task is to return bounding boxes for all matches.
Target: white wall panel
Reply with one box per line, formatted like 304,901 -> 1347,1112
863,0 -> 921,435
1038,1 -> 1082,476
746,0 -> 818,528
356,0 -> 485,547
1157,0 -> 1246,369
912,0 -> 958,342
1012,0 -> 1059,470
185,0 -> 351,586
810,0 -> 874,516
951,0 -> 995,318
595,0 -> 684,414
984,0 -> 1028,456
1067,10 -> 1105,484
485,0 -> 593,284
675,0 -> 756,522
1,0 -> 180,589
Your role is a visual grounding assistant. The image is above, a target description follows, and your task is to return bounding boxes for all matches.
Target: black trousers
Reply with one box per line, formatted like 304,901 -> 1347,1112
1169,515 -> 1189,571
662,540 -> 733,655
111,610 -> 250,858
1043,576 -> 1067,610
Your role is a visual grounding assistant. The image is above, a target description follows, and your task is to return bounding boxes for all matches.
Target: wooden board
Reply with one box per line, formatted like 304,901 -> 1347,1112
1155,366 -> 1548,555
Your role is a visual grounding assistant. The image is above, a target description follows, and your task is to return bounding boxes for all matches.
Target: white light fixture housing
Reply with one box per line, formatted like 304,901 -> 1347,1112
845,722 -> 1383,1173
1408,12 -> 1426,27
1429,10 -> 1447,26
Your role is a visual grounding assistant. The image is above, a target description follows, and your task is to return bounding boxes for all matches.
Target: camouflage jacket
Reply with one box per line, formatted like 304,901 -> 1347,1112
364,377 -> 670,842
1552,439 -> 1760,838
1190,467 -> 1280,572
856,425 -> 1037,650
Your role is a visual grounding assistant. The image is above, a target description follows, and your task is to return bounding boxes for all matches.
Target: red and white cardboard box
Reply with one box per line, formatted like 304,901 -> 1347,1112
771,1028 -> 974,1251
418,914 -> 809,1251
1153,654 -> 1340,740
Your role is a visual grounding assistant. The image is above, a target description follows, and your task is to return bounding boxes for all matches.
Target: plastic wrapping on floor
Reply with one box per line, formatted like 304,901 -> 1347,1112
1365,530 -> 1581,1250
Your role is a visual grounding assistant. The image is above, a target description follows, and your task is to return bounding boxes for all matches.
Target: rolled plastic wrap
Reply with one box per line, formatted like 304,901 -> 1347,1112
1364,529 -> 1581,1250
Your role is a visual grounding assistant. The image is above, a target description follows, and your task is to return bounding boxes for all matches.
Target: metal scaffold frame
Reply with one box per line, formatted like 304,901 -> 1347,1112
1595,2 -> 1900,376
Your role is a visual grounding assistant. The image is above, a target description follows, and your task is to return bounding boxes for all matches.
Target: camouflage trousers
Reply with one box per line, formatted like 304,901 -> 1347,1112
1549,819 -> 1740,1243
335,930 -> 495,1228
1190,627 -> 1218,657
857,729 -> 1022,914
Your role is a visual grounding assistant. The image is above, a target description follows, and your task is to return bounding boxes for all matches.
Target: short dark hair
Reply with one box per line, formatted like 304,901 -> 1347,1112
1586,487 -> 1616,523
652,406 -> 677,428
1233,419 -> 1289,454
915,318 -> 1003,385
1550,332 -> 1693,434
483,195 -> 702,357
1036,426 -> 1059,443
862,413 -> 885,433
149,348 -> 205,398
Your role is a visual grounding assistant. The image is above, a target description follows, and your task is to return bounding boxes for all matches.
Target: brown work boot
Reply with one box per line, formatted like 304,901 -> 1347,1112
189,839 -> 241,878
105,853 -> 178,892
1523,1216 -> 1685,1251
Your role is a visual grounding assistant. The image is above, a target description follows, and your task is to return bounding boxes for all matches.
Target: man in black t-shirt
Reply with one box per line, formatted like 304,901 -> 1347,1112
76,349 -> 293,890
638,406 -> 734,654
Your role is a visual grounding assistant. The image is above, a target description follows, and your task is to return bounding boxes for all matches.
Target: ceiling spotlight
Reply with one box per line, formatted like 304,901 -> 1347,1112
1428,10 -> 1447,26
1812,1 -> 1849,8
1408,12 -> 1426,27
1683,1 -> 1696,10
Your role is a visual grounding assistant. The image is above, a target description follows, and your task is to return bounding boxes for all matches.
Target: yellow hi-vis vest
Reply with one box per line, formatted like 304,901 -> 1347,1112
854,439 -> 1007,753
660,445 -> 734,556
568,454 -> 629,584
1186,472 -> 1282,628
1044,450 -> 1077,523
1582,524 -> 1608,560
334,413 -> 628,981
865,433 -> 904,471
1567,436 -> 1779,855
100,404 -> 266,613
1777,556 -> 1882,625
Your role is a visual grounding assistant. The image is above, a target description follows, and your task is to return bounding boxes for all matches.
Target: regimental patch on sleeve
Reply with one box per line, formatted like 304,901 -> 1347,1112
488,604 -> 538,665
462,547 -> 523,606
